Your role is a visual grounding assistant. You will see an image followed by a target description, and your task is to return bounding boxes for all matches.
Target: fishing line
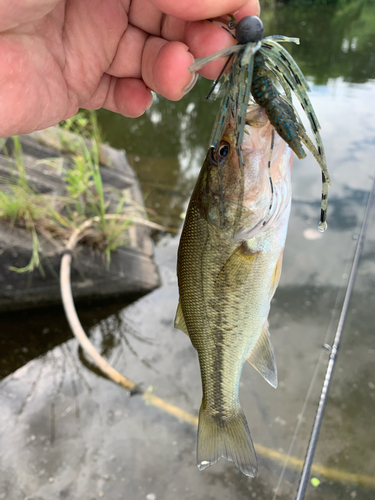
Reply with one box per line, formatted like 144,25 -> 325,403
206,54 -> 233,100
271,175 -> 375,499
204,18 -> 237,101
295,172 -> 375,500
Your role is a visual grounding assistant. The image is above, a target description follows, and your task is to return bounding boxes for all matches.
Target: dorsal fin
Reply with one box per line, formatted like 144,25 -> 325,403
246,322 -> 278,388
174,299 -> 189,336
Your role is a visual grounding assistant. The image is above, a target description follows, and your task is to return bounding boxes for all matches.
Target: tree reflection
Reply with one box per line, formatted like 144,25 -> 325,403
267,1 -> 375,84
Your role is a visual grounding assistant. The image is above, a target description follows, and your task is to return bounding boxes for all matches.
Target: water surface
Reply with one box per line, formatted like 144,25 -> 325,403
1,3 -> 375,499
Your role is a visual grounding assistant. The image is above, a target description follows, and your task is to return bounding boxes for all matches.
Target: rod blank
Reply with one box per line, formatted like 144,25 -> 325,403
295,174 -> 375,500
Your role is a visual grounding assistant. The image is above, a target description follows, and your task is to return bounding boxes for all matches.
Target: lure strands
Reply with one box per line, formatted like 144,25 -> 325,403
189,16 -> 330,230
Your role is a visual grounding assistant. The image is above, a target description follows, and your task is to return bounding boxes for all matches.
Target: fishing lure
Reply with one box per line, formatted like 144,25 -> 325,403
189,16 -> 330,231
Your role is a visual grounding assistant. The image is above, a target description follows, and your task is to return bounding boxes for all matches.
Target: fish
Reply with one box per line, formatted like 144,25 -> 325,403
175,104 -> 294,477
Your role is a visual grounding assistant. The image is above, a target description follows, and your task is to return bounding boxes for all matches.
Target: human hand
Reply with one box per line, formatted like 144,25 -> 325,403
0,0 -> 259,137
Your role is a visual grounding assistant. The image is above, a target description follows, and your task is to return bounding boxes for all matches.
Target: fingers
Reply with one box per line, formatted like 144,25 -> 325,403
128,0 -> 164,37
142,38 -> 195,100
107,25 -> 194,101
123,0 -> 260,100
231,0 -> 261,19
107,24 -> 148,78
132,1 -> 260,98
184,0 -> 260,79
136,0 -> 260,93
150,0 -> 259,22
99,76 -> 153,118
161,16 -> 187,42
185,20 -> 235,80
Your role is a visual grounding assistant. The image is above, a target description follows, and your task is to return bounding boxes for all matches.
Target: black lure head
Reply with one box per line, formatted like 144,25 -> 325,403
235,16 -> 264,44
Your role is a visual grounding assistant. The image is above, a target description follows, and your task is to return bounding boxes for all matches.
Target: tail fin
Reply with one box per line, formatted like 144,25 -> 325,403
197,406 -> 258,477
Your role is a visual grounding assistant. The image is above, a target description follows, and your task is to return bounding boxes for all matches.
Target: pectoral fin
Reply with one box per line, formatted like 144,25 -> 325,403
270,251 -> 284,300
246,322 -> 278,388
216,243 -> 259,289
174,299 -> 189,336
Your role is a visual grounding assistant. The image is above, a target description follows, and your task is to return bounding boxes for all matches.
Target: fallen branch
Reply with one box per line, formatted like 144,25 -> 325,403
60,215 -> 196,422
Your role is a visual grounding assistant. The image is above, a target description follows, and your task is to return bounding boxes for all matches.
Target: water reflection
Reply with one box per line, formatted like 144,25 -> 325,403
97,78 -> 222,232
293,186 -> 367,231
1,3 -> 375,499
268,1 -> 375,83
1,272 -> 374,499
0,300 -> 131,380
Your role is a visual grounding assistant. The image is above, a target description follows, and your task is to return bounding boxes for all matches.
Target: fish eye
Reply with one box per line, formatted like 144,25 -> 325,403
211,141 -> 230,165
218,142 -> 230,158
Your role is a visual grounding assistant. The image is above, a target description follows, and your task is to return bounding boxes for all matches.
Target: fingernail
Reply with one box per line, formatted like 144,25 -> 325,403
145,91 -> 154,110
183,72 -> 198,95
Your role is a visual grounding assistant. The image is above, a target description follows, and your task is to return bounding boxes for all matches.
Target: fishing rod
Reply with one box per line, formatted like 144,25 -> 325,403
295,173 -> 375,500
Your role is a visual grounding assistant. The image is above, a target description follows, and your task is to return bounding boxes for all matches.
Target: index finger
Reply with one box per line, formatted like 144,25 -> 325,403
150,0 -> 259,22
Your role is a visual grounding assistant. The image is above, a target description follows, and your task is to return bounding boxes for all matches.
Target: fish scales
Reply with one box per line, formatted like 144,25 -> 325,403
176,106 -> 294,477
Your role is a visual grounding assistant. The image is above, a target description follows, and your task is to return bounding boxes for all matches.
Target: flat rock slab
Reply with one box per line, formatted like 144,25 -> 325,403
0,128 -> 161,312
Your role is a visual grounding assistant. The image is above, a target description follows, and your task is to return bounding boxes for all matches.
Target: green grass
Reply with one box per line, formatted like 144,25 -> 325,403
62,135 -> 135,266
0,180 -> 67,276
0,111 -> 152,273
0,137 -> 72,274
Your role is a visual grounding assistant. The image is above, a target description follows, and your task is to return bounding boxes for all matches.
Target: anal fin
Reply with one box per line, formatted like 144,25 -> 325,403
246,322 -> 278,388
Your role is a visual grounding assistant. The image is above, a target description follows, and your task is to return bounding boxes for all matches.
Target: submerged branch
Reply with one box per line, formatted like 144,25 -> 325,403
60,214 -> 194,422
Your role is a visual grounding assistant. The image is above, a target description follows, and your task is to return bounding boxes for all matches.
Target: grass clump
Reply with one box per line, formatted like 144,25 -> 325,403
0,111 -> 149,274
62,134 -> 135,265
0,181 -> 68,275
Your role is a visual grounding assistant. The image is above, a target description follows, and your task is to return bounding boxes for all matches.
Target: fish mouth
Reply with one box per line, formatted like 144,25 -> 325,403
245,104 -> 269,130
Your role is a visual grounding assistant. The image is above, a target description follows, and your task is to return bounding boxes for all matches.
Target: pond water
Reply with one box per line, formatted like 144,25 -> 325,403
1,2 -> 375,500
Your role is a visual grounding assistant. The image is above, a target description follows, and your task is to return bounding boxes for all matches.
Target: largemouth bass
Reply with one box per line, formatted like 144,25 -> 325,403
175,104 -> 294,477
